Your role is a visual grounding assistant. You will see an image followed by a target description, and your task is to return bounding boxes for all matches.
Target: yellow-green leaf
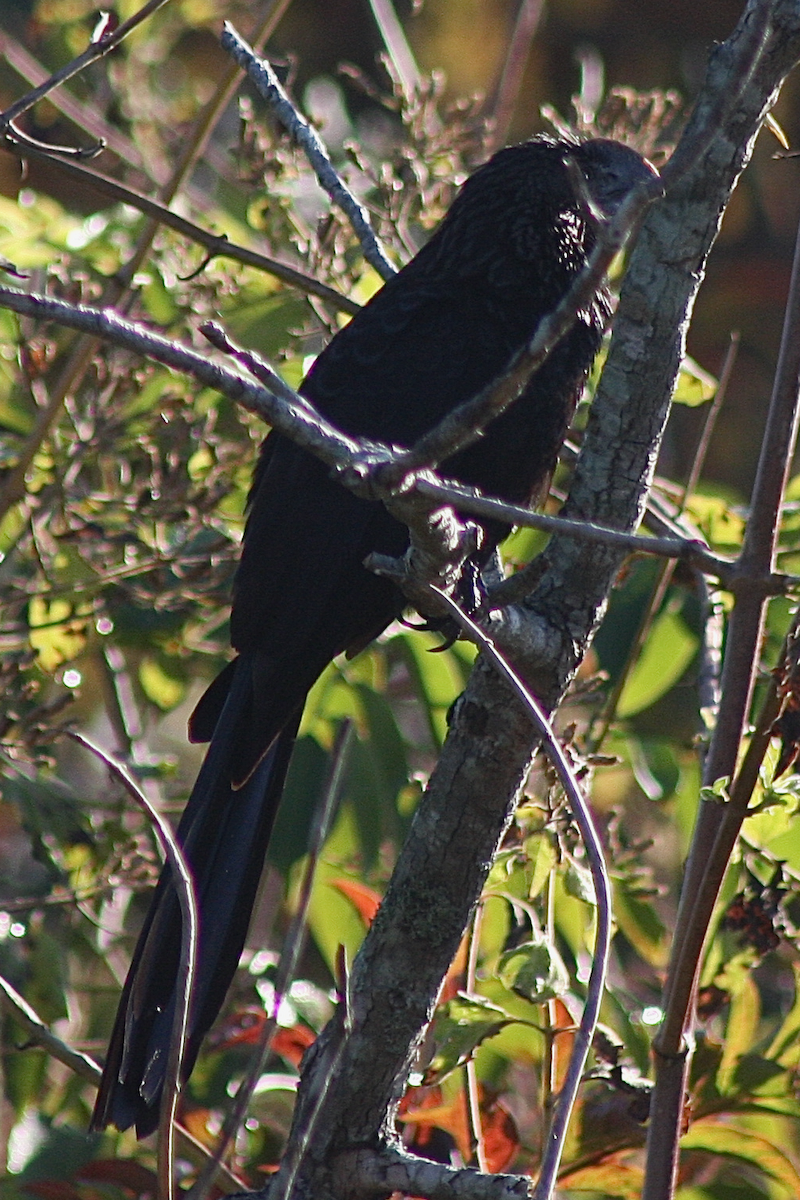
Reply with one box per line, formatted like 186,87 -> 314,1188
28,597 -> 86,671
561,1161 -> 643,1198
139,656 -> 186,710
673,355 -> 718,406
617,609 -> 698,718
681,1120 -> 800,1193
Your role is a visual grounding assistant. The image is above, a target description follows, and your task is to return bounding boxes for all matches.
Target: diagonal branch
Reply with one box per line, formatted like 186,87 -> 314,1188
0,0 -> 172,133
372,177 -> 660,489
221,23 -> 396,281
0,285 -> 763,594
0,143 -> 360,315
68,732 -> 198,1200
403,585 -> 611,1200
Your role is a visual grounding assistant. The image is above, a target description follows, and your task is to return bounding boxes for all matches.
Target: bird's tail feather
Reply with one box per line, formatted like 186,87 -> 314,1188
91,660 -> 302,1137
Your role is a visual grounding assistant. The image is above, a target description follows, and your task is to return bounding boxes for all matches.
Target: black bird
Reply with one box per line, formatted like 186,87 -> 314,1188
92,135 -> 655,1136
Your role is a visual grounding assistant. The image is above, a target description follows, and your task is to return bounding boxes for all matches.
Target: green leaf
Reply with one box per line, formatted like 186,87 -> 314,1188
563,860 -> 596,904
681,1121 -> 800,1194
496,935 -> 569,1004
561,1161 -> 643,1198
138,655 -> 186,710
684,493 -> 746,551
700,775 -> 731,804
141,271 -> 178,323
525,832 -> 558,900
28,597 -> 87,672
342,735 -> 388,868
426,994 -> 515,1081
304,825 -> 371,974
3,1037 -> 49,1119
613,883 -> 668,967
732,1053 -> 787,1094
617,608 -> 698,717
353,682 -> 409,812
3,772 -> 90,862
673,355 -> 718,406
396,632 -> 469,747
268,735 -> 329,874
717,972 -> 759,1093
26,932 -> 69,1025
766,967 -> 800,1065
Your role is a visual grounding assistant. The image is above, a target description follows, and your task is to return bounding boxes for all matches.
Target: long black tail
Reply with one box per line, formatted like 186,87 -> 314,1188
91,661 -> 302,1138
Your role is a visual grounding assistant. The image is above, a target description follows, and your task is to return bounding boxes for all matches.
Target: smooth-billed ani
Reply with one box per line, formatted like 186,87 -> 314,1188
92,134 -> 655,1137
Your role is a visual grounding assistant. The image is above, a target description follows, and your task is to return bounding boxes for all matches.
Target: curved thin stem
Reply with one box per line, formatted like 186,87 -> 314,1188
419,587 -> 611,1200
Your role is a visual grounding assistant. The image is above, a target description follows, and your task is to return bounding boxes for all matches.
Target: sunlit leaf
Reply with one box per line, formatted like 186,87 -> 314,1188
681,1121 -> 800,1193
138,655 -> 186,710
563,860 -> 596,905
673,355 -> 718,406
525,832 -> 558,900
496,935 -> 569,1004
28,597 -> 87,671
684,493 -> 746,551
617,608 -> 698,718
717,971 -> 759,1093
561,1160 -> 643,1198
426,994 -> 516,1081
329,877 -> 382,926
613,884 -> 668,967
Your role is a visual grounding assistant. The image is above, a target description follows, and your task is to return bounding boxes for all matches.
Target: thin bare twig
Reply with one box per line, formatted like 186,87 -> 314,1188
645,52 -> 800,1200
0,29 -> 161,178
200,320 -> 322,411
657,199 -> 800,1056
485,0 -> 546,155
399,585 -> 611,1200
0,970 -> 102,1085
367,0 -> 424,97
221,23 -> 396,281
0,144 -> 359,316
464,904 -> 488,1172
587,333 -> 741,752
67,733 -> 198,1200
0,0 -> 173,133
270,983 -> 354,1200
684,333 -> 740,502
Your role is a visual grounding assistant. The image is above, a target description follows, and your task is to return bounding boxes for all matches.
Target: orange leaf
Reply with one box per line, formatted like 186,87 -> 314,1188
180,1106 -> 215,1146
329,878 -> 382,925
209,1006 -> 316,1066
481,1095 -> 520,1173
400,1083 -> 473,1162
209,1005 -> 266,1048
551,997 -> 576,1093
271,1023 -> 316,1067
